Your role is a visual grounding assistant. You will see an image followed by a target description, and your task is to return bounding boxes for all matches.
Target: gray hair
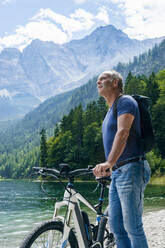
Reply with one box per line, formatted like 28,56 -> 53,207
103,70 -> 123,93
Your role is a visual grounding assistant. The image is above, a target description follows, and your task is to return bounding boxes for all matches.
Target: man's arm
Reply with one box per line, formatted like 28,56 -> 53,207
93,113 -> 134,177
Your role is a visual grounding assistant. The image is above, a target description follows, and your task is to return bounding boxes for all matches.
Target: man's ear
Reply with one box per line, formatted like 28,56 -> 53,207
113,78 -> 119,88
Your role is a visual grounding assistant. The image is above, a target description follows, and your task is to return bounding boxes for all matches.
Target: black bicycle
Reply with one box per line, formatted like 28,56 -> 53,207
20,164 -> 115,248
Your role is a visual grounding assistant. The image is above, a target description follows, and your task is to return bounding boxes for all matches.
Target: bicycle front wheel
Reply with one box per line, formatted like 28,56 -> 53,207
20,220 -> 78,248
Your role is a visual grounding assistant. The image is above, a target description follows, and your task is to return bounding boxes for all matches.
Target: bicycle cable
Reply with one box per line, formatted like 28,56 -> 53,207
31,170 -> 72,201
40,180 -> 57,201
39,171 -> 72,195
92,182 -> 100,193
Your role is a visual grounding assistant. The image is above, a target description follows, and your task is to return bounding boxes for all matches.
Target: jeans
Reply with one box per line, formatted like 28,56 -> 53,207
109,160 -> 151,248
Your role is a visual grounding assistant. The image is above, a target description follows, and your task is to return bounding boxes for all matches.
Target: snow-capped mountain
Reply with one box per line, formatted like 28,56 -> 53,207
0,25 -> 164,121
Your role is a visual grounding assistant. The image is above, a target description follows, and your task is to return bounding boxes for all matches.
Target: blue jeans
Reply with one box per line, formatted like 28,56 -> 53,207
109,160 -> 151,248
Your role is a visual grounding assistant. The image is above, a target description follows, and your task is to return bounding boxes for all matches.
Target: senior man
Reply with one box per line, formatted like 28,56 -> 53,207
93,70 -> 151,248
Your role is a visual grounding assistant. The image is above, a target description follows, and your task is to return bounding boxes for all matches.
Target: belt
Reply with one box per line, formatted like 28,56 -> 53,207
112,156 -> 146,171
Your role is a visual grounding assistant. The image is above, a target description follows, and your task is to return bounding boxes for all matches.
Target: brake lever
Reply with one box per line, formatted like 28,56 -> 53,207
32,170 -> 47,178
87,165 -> 93,171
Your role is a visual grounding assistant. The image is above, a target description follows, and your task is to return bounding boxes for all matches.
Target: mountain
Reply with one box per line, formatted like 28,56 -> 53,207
0,25 -> 164,121
115,39 -> 165,79
0,48 -> 41,121
66,25 -> 164,75
0,89 -> 40,121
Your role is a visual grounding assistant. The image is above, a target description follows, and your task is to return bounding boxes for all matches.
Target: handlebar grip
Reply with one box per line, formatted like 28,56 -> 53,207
33,167 -> 60,175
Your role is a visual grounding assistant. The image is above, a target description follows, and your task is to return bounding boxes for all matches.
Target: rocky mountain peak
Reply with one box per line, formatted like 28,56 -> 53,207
0,48 -> 21,60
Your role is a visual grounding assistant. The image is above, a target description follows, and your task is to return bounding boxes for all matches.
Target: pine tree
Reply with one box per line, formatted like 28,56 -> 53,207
54,123 -> 60,138
96,97 -> 108,124
124,72 -> 147,95
146,72 -> 160,105
40,128 -> 48,167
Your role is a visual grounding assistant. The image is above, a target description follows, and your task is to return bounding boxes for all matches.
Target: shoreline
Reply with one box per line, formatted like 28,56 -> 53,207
0,177 -> 165,185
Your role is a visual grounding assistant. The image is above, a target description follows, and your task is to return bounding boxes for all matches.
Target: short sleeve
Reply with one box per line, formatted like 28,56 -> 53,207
117,96 -> 138,117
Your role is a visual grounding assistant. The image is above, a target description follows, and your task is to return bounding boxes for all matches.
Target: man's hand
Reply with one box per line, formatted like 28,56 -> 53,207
93,161 -> 112,177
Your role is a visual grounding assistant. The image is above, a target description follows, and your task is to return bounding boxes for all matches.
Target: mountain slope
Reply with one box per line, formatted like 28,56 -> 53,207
115,39 -> 165,79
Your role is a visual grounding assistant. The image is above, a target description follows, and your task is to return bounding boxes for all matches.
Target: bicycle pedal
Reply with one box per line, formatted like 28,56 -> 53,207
90,241 -> 102,248
105,233 -> 115,248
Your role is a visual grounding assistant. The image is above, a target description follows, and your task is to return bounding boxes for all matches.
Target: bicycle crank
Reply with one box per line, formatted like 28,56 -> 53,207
90,241 -> 102,248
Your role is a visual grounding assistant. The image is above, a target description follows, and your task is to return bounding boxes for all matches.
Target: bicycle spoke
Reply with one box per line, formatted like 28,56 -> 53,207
34,240 -> 40,248
28,229 -> 65,248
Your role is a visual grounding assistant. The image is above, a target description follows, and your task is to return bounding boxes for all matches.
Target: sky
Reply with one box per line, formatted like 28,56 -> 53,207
0,0 -> 165,51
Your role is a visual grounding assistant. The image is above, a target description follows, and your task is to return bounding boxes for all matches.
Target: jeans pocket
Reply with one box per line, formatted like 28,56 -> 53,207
143,161 -> 151,184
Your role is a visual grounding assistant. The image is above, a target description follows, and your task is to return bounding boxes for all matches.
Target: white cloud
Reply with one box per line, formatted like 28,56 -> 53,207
108,0 -> 165,39
0,89 -> 11,98
74,0 -> 87,4
0,7 -> 110,50
0,0 -> 12,5
70,9 -> 95,30
33,8 -> 95,37
96,6 -> 110,24
0,20 -> 68,51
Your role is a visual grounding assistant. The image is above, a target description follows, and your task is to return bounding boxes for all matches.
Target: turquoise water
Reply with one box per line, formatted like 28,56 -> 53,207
0,180 -> 165,248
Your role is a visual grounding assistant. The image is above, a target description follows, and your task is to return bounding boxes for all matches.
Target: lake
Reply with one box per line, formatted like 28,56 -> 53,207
0,180 -> 165,248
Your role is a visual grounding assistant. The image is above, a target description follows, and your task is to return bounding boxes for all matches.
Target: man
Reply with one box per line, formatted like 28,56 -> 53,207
93,70 -> 151,248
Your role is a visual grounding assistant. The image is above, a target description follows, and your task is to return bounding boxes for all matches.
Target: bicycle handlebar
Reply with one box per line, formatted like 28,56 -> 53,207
33,165 -> 111,184
33,166 -> 93,179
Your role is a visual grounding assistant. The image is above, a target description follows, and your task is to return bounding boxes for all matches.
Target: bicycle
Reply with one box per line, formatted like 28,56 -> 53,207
20,163 -> 116,248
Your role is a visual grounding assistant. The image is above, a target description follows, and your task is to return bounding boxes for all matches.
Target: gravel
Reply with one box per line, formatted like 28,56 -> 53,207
143,209 -> 165,248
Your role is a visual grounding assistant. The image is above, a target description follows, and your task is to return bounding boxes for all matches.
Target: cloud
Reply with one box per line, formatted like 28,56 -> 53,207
0,20 -> 68,51
108,0 -> 165,39
74,0 -> 87,4
96,6 -> 110,24
0,7 -> 110,50
1,0 -> 12,5
33,8 -> 95,37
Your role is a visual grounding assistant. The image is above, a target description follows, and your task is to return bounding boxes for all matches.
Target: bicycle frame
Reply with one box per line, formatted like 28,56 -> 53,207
32,166 -> 110,248
53,186 -> 97,248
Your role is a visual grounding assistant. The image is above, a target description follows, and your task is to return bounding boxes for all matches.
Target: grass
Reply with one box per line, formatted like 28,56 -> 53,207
150,174 -> 165,185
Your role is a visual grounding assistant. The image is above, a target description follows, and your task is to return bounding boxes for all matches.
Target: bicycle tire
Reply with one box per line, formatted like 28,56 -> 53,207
20,220 -> 79,248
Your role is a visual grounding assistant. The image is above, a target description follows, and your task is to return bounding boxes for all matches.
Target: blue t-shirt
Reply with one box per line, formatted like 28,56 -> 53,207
102,95 -> 144,163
